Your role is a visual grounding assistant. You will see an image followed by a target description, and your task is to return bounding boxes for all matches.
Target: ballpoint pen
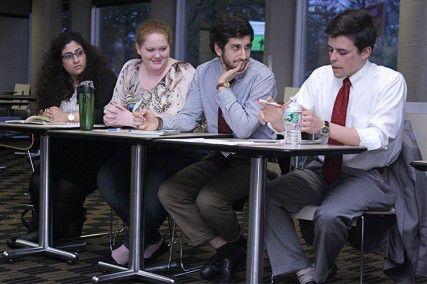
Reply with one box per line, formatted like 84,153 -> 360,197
258,98 -> 294,107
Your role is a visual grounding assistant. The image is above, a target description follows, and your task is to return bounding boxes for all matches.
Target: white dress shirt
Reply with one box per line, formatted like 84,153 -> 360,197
296,60 -> 407,170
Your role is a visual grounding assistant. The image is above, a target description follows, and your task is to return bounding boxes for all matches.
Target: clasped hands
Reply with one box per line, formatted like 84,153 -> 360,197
258,97 -> 323,134
102,102 -> 158,130
103,102 -> 136,127
41,106 -> 67,122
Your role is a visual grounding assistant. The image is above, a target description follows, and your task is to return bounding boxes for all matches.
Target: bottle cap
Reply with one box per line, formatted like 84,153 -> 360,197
77,80 -> 94,98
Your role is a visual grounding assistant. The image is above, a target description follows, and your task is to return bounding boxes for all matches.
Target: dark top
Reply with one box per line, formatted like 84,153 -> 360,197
94,69 -> 117,124
36,69 -> 116,124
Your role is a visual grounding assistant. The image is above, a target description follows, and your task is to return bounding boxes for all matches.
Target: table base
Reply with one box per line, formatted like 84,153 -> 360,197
1,242 -> 78,263
93,261 -> 175,283
1,135 -> 79,264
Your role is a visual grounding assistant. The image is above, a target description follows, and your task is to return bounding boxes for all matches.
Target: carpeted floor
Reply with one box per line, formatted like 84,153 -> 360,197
0,143 -> 425,283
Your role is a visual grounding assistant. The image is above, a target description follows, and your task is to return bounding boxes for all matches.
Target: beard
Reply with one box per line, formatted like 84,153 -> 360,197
221,52 -> 248,71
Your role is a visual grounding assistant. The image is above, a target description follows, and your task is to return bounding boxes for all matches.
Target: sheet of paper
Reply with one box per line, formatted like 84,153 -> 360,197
93,129 -> 180,136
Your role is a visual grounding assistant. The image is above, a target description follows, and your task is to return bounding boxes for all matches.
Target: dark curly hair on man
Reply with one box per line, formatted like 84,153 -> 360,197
36,31 -> 107,112
209,13 -> 254,54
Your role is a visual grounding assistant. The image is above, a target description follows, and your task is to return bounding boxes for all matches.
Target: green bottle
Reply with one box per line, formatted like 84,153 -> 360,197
77,81 -> 94,131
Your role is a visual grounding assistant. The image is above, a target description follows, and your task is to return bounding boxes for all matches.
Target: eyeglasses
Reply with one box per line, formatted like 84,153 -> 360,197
62,49 -> 85,61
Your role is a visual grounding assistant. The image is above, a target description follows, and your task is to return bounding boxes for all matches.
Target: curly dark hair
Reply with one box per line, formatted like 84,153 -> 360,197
325,9 -> 376,53
209,13 -> 254,54
36,31 -> 107,111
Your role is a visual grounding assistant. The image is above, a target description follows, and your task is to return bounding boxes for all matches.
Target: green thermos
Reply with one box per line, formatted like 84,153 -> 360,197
77,81 -> 94,131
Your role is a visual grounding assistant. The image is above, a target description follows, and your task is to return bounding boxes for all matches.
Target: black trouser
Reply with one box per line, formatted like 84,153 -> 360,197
97,145 -> 207,246
29,138 -> 120,238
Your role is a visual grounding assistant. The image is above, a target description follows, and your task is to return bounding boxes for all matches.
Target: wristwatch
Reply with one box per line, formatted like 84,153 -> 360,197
216,81 -> 231,90
320,121 -> 330,137
67,113 -> 75,122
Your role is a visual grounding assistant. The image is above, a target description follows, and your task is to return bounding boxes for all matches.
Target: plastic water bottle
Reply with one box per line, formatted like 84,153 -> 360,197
283,98 -> 302,148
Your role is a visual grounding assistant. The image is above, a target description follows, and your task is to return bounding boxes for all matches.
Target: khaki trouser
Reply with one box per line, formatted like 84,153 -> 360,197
158,153 -> 250,246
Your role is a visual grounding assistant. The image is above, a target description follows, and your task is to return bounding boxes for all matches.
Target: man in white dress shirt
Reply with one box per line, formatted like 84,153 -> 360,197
259,9 -> 407,284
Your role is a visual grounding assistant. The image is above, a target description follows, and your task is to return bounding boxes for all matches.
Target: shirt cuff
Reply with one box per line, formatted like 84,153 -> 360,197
355,127 -> 382,151
267,122 -> 286,135
162,116 -> 172,130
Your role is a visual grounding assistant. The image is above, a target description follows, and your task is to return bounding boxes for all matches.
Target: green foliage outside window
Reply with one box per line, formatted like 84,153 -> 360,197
305,0 -> 400,80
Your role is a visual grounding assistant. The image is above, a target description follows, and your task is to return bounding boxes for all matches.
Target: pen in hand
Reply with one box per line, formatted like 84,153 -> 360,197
257,98 -> 283,107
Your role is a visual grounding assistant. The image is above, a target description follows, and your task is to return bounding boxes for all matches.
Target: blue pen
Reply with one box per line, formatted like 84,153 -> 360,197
108,128 -> 122,132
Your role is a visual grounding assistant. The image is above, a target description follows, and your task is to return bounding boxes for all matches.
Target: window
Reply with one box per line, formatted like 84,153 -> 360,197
183,0 -> 265,67
62,2 -> 70,32
94,2 -> 151,75
303,0 -> 400,81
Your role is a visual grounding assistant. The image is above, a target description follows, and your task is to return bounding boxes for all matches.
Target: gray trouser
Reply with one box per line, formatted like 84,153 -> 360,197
158,154 -> 250,246
264,161 -> 395,283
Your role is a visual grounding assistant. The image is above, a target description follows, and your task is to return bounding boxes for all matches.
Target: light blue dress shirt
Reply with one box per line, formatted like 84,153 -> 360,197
163,57 -> 277,139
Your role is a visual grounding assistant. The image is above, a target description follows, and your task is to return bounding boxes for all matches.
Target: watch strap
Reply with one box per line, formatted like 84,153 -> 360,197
216,81 -> 230,90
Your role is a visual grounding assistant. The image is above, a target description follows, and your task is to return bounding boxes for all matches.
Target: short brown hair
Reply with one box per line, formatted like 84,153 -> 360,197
136,20 -> 172,46
325,9 -> 376,53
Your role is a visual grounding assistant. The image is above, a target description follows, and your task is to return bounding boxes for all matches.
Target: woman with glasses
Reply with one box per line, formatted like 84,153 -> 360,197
37,31 -> 115,123
97,20 -> 206,266
8,31 -> 118,247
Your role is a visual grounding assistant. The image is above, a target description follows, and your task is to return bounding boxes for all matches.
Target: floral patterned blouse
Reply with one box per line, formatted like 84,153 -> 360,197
110,59 -> 195,118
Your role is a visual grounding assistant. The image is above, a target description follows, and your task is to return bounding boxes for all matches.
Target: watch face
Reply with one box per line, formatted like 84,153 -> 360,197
321,126 -> 330,136
223,82 -> 230,88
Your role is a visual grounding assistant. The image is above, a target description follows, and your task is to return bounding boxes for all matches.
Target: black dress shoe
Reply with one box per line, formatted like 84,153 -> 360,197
200,236 -> 248,280
200,249 -> 225,280
214,243 -> 246,283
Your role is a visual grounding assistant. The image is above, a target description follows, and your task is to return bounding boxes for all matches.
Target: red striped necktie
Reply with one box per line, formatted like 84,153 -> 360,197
322,77 -> 351,185
218,108 -> 232,134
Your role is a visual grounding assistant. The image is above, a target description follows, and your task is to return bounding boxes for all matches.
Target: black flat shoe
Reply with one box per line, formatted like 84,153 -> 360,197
101,240 -> 170,268
99,252 -> 128,271
144,240 -> 169,265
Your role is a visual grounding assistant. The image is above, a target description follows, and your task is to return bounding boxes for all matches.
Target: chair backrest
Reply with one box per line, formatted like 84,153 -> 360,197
405,113 -> 427,160
14,83 -> 30,96
291,205 -> 318,220
12,83 -> 31,113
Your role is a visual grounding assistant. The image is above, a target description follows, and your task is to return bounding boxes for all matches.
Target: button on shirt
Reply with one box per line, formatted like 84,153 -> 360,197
163,58 -> 277,139
295,60 -> 407,170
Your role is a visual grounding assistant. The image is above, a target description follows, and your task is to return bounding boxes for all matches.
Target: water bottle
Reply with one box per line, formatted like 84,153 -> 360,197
283,98 -> 302,148
77,81 -> 94,131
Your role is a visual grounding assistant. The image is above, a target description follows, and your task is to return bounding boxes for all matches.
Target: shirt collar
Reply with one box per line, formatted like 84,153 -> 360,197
348,60 -> 371,86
